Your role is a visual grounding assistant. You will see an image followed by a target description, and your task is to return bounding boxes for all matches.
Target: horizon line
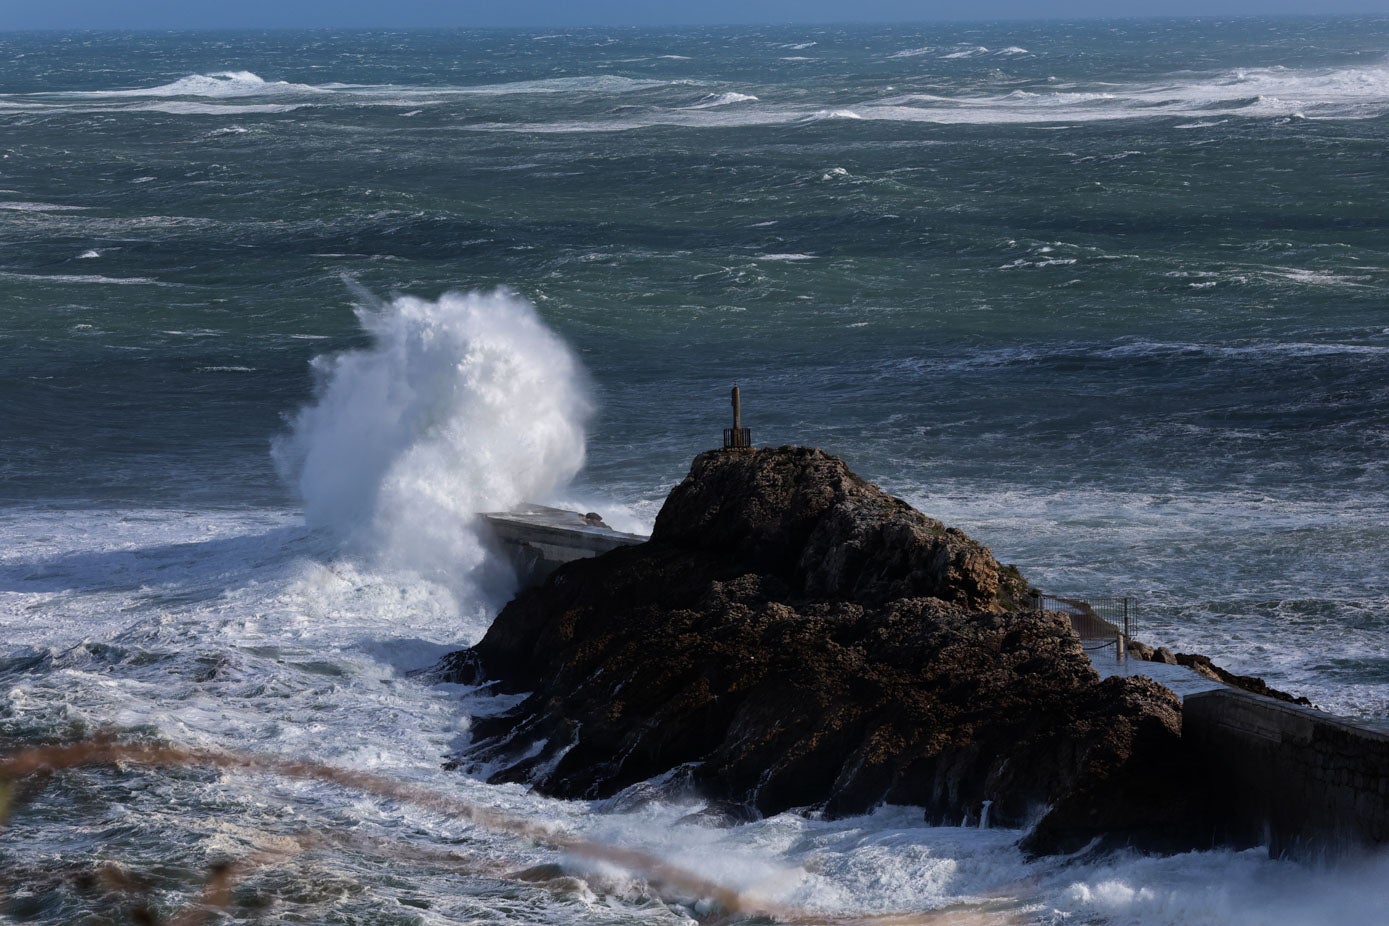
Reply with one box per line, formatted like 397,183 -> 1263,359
3,10 -> 1386,36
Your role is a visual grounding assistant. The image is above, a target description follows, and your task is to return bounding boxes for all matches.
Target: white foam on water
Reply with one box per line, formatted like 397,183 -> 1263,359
942,46 -> 992,59
464,60 -> 1389,134
1,72 -> 679,120
124,101 -> 303,115
687,91 -> 760,108
4,455 -> 1388,922
0,271 -> 163,285
272,287 -> 592,599
439,74 -> 674,95
0,201 -> 88,211
802,109 -> 864,121
70,70 -> 327,99
1049,847 -> 1389,926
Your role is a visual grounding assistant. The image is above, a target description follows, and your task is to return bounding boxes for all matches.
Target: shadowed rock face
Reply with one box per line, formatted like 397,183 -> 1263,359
444,447 -> 1206,855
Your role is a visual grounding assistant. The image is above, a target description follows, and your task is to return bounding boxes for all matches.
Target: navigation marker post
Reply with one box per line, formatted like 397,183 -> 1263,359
723,384 -> 752,450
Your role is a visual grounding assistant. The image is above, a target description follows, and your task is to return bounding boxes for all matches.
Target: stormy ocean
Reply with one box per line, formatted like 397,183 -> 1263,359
3,15 -> 1389,923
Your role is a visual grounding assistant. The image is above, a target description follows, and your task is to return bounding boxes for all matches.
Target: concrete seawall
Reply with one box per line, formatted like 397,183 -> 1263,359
1184,688 -> 1389,858
481,504 -> 647,586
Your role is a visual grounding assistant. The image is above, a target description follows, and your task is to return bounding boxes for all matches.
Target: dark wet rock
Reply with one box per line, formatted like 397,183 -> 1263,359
1127,640 -> 1155,661
1125,639 -> 1312,707
1175,653 -> 1312,706
674,801 -> 764,829
446,447 -> 1208,855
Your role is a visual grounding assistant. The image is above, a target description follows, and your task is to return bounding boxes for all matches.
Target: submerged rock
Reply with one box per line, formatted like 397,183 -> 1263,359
444,447 -> 1207,854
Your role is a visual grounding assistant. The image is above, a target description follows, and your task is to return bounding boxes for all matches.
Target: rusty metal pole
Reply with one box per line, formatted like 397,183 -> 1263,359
731,384 -> 742,432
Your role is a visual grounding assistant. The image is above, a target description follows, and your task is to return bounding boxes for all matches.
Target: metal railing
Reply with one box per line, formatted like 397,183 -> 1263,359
1032,593 -> 1137,655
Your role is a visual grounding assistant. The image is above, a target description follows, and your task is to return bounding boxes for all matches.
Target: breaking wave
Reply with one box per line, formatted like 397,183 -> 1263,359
688,91 -> 760,108
272,288 -> 592,592
82,70 -> 327,98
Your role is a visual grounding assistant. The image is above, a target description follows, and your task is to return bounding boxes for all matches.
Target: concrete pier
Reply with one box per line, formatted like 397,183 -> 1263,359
1184,688 -> 1389,858
481,504 -> 647,586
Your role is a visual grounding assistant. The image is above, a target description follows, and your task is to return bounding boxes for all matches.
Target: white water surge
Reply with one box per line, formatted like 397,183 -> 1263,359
2,291 -> 1388,922
272,287 -> 591,599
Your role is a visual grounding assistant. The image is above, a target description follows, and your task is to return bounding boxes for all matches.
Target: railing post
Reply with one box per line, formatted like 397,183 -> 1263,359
1118,597 -> 1130,662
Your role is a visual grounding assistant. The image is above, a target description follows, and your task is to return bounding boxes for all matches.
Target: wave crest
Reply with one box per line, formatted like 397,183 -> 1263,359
273,288 -> 592,591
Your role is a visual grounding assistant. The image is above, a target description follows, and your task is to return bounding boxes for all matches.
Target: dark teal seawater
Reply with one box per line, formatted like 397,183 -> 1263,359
3,19 -> 1387,502
4,20 -> 1389,698
3,20 -> 1389,923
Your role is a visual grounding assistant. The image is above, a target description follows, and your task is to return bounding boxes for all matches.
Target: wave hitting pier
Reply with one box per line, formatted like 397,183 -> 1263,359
481,504 -> 647,586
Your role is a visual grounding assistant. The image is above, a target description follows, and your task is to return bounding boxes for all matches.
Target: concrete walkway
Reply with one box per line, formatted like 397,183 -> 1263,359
1087,648 -> 1225,700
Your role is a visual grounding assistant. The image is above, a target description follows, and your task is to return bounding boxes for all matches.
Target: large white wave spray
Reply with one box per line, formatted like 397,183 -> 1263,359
273,288 -> 592,595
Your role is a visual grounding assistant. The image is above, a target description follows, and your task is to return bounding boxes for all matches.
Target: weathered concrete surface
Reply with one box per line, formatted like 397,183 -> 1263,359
481,504 -> 646,586
1184,688 -> 1389,858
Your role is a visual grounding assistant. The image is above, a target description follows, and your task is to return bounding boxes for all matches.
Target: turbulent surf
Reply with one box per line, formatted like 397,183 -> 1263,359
2,15 -> 1388,924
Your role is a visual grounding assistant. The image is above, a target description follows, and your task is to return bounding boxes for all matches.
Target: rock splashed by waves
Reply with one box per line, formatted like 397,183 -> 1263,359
443,447 -> 1203,855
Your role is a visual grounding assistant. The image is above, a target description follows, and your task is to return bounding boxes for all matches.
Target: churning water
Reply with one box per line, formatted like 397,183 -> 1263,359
2,17 -> 1388,923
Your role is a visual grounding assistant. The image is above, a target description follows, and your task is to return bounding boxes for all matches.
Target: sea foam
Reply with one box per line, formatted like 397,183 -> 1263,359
272,288 -> 592,596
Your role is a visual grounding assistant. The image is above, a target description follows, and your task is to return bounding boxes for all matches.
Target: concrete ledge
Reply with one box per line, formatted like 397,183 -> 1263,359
1184,688 -> 1389,858
482,504 -> 647,586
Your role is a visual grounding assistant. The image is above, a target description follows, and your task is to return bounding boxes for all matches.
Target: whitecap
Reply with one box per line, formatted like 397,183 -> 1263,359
75,70 -> 326,99
1266,267 -> 1371,288
687,91 -> 760,108
450,75 -> 672,95
0,271 -> 162,285
126,101 -> 302,115
0,201 -> 88,212
941,46 -> 991,59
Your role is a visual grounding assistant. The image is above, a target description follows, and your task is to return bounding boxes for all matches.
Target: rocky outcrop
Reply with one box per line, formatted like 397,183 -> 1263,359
1174,652 -> 1312,706
1127,643 -> 1310,705
443,447 -> 1208,854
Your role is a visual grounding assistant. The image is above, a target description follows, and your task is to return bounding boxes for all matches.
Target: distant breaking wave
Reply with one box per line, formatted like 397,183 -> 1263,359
889,45 -> 1031,59
468,60 -> 1389,133
7,59 -> 1389,126
54,71 -> 674,100
687,91 -> 760,108
0,71 -> 683,117
75,70 -> 327,98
